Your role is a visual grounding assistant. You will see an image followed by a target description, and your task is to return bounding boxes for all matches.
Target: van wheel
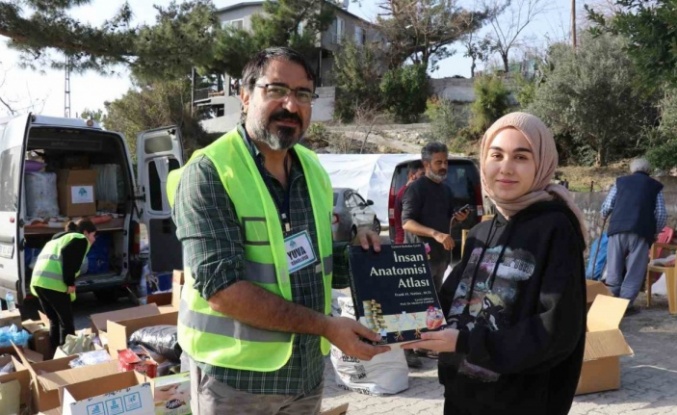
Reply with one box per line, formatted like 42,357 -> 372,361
372,218 -> 381,234
93,289 -> 119,303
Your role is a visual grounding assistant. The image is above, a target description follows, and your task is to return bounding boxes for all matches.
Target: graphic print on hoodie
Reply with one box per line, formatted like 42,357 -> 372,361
447,244 -> 536,380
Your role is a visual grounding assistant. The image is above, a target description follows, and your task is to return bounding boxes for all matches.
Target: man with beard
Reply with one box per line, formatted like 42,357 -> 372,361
170,47 -> 389,415
402,142 -> 468,291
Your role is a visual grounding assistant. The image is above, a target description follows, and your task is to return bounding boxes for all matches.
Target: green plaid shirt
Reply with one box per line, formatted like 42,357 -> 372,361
172,127 -> 348,395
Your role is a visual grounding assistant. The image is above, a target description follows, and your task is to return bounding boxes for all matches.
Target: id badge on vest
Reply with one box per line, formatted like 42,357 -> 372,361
285,230 -> 317,274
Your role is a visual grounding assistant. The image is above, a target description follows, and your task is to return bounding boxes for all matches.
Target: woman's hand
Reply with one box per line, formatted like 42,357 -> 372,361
67,286 -> 76,294
401,328 -> 460,353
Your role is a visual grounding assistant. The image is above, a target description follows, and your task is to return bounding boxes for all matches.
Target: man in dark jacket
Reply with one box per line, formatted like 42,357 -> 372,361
601,158 -> 667,315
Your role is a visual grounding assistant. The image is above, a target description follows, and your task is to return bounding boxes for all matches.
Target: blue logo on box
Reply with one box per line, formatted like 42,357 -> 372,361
106,397 -> 124,415
124,392 -> 142,411
86,403 -> 105,415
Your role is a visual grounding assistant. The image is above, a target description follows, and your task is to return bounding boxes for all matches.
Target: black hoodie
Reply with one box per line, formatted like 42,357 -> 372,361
438,200 -> 587,415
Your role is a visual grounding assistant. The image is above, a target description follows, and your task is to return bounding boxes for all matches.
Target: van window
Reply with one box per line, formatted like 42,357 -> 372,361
148,157 -> 180,211
0,146 -> 21,211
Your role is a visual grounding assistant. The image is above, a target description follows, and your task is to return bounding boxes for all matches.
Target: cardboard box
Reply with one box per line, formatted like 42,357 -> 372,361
118,348 -> 158,378
107,311 -> 178,359
90,303 -> 161,335
57,169 -> 97,217
172,270 -> 184,285
576,294 -> 633,395
586,280 -> 611,309
145,371 -> 191,415
321,403 -> 349,415
0,344 -> 44,362
23,318 -> 53,358
13,344 -> 118,412
0,309 -> 22,329
147,292 -> 172,307
60,371 -> 153,415
171,282 -> 183,309
0,355 -> 31,412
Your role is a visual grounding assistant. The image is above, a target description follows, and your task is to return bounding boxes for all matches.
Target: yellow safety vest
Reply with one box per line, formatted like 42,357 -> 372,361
169,129 -> 334,372
30,233 -> 90,302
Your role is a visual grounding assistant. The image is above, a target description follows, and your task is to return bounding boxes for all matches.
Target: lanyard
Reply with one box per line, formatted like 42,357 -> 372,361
246,136 -> 293,234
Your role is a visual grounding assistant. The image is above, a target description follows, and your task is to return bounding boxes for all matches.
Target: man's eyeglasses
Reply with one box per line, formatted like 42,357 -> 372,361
255,83 -> 318,105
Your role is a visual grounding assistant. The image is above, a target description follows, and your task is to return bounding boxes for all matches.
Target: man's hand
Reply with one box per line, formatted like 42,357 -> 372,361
323,317 -> 390,360
67,286 -> 76,294
353,227 -> 381,252
401,328 -> 459,353
453,209 -> 470,223
433,231 -> 454,251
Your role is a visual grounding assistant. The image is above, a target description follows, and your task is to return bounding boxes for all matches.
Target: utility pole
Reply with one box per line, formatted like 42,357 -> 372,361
571,0 -> 577,48
64,57 -> 72,117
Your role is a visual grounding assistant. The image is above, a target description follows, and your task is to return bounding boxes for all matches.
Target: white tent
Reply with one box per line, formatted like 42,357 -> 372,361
317,154 -> 420,226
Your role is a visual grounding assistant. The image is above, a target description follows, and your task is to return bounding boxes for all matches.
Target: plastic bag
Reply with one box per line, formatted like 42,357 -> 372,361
68,349 -> 112,368
0,360 -> 14,375
60,333 -> 95,355
0,325 -> 30,347
25,172 -> 59,218
129,325 -> 182,361
330,294 -> 409,396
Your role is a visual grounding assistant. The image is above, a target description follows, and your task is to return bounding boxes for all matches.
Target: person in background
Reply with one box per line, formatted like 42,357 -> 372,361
404,112 -> 587,415
30,219 -> 97,357
601,158 -> 667,316
394,161 -> 424,245
170,47 -> 388,415
402,142 -> 469,291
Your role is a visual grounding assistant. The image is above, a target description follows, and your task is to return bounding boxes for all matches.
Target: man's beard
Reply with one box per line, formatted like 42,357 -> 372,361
250,110 -> 303,151
427,169 -> 447,182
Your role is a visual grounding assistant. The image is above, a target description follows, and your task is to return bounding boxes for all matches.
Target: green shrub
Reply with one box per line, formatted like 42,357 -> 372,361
470,75 -> 511,134
380,64 -> 430,123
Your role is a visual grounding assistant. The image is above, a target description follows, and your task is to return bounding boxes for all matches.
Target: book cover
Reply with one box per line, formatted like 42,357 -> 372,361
348,243 -> 446,345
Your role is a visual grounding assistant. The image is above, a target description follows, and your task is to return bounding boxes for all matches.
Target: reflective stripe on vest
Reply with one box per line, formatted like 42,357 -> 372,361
30,233 -> 90,301
171,129 -> 334,372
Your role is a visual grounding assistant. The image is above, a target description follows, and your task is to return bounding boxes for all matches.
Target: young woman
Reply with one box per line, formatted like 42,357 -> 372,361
30,219 -> 97,357
404,112 -> 587,415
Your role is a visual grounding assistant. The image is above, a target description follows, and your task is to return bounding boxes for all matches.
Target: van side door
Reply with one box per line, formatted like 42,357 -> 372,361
0,115 -> 30,301
137,126 -> 184,274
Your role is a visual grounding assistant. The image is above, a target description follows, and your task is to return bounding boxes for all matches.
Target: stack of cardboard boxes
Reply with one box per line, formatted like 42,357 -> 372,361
3,269 -> 349,414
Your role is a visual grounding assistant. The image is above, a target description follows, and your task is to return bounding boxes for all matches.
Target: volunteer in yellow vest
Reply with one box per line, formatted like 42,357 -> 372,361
30,219 -> 97,358
171,47 -> 390,415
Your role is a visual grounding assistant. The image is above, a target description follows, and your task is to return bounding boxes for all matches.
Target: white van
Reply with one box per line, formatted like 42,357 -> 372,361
0,114 -> 184,307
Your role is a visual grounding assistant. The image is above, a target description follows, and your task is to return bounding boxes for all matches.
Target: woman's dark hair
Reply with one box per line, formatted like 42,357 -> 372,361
75,219 -> 97,234
64,221 -> 77,232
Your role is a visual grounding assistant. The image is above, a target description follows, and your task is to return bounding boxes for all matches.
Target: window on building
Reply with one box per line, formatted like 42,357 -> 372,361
224,19 -> 244,30
354,26 -> 364,45
335,17 -> 344,44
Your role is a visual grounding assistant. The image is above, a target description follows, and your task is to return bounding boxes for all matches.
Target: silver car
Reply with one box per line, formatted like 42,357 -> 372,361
332,188 -> 381,241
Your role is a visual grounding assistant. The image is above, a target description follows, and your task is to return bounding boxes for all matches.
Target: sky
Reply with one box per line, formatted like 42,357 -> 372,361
0,0 -> 589,118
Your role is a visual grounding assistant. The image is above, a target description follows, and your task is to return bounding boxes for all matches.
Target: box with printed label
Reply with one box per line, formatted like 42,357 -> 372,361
60,370 -> 154,415
57,169 -> 97,217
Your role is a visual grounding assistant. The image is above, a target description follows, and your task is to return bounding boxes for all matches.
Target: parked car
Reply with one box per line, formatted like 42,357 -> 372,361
388,157 -> 486,247
0,114 -> 183,307
332,188 -> 381,241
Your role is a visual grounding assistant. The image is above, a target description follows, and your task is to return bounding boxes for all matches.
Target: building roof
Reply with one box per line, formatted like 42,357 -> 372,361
215,1 -> 372,24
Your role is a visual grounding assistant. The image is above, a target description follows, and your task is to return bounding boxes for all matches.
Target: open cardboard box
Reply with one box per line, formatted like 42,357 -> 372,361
586,280 -> 611,310
576,294 -> 633,395
0,354 -> 32,413
90,303 -> 161,335
23,317 -> 53,359
107,311 -> 178,359
13,343 -> 119,412
138,371 -> 191,415
0,308 -> 22,329
59,370 -> 154,415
